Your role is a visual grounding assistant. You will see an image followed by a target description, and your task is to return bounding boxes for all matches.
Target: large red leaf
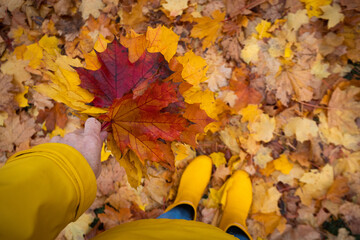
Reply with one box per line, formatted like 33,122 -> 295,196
77,40 -> 173,108
101,82 -> 187,167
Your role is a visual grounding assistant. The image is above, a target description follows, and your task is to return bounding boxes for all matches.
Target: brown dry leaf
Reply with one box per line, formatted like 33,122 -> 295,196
31,90 -> 54,111
228,67 -> 262,111
97,157 -> 127,196
339,201 -> 360,235
98,205 -> 132,230
326,176 -> 349,203
119,0 -> 148,31
79,0 -> 104,20
211,164 -> 231,188
271,224 -> 321,240
141,166 -> 172,209
225,0 -> 247,18
221,36 -> 242,63
55,13 -> 84,41
36,102 -> 68,132
0,73 -> 19,111
328,84 -> 360,135
275,66 -> 316,105
0,112 -> 36,152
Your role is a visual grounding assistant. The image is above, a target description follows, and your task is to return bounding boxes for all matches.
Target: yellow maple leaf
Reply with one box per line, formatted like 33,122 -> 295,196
254,146 -> 273,168
182,85 -> 221,119
219,126 -> 241,154
146,25 -> 180,62
171,142 -> 196,164
210,152 -> 227,168
252,181 -> 282,214
39,35 -> 60,56
311,58 -> 331,79
240,104 -> 263,123
94,34 -> 111,53
300,0 -> 332,17
101,143 -> 112,162
13,45 -> 27,59
318,112 -> 360,151
253,213 -> 287,236
162,0 -> 189,17
23,43 -> 43,69
79,0 -> 104,20
286,9 -> 309,31
334,151 -> 360,175
319,3 -> 344,28
191,10 -> 226,49
120,30 -> 147,63
255,20 -> 272,39
296,164 -> 334,206
0,55 -> 31,86
248,114 -> 276,143
241,37 -> 260,64
177,51 -> 208,85
37,54 -> 106,114
49,125 -> 66,138
283,117 -> 319,142
15,86 -> 29,108
273,154 -> 293,174
84,50 -> 101,70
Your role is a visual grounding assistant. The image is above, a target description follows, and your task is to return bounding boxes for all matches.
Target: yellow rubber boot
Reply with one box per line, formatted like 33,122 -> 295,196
164,155 -> 212,220
219,170 -> 253,240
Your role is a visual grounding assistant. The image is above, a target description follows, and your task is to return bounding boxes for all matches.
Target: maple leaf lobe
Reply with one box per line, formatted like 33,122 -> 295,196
77,39 -> 173,108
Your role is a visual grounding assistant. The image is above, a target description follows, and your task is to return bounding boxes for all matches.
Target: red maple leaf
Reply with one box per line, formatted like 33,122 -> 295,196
77,38 -> 214,168
76,40 -> 173,108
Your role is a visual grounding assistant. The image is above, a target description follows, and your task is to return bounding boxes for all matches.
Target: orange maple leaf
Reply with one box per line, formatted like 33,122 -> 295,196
191,10 -> 226,49
101,82 -> 188,168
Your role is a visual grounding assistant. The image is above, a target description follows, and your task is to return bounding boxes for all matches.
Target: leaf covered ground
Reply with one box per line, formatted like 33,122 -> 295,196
1,0 -> 360,239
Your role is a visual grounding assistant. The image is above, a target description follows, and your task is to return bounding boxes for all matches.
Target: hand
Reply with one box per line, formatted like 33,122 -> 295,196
50,118 -> 107,178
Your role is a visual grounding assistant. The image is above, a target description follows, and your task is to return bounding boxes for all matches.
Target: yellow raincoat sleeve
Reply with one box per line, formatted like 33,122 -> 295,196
0,143 -> 97,240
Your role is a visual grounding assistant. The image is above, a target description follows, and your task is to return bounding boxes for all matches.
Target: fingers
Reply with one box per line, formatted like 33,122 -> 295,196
100,131 -> 108,142
84,118 -> 101,136
50,135 -> 62,143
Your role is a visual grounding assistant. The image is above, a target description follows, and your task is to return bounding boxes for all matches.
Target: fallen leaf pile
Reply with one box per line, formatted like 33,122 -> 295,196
0,0 -> 360,239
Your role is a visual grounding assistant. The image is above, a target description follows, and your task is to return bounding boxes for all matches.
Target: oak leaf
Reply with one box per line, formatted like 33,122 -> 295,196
77,39 -> 173,108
